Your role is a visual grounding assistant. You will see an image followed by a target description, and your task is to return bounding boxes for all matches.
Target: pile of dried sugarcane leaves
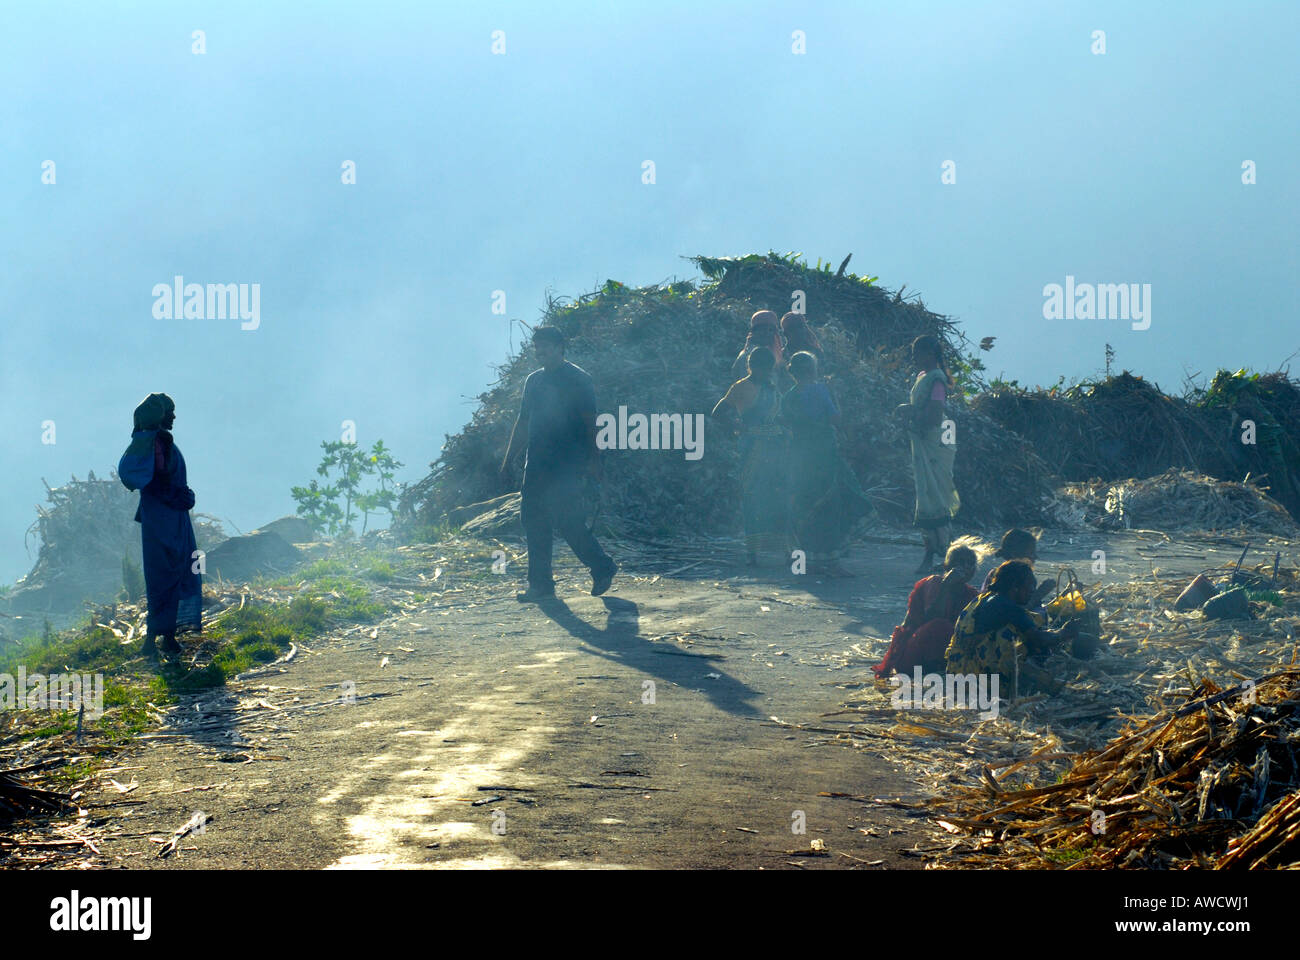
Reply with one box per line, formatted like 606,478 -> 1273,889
926,670 -> 1300,869
398,252 -> 1057,541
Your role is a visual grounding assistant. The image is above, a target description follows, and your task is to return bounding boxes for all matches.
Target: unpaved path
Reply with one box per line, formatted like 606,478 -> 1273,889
79,527 -> 1282,869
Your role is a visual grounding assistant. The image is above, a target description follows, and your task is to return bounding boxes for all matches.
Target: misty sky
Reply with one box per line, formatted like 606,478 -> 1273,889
2,1 -> 1296,584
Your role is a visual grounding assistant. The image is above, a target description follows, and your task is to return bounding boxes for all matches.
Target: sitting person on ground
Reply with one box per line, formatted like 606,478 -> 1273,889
873,542 -> 979,678
781,350 -> 870,576
945,560 -> 1078,697
980,527 -> 1054,611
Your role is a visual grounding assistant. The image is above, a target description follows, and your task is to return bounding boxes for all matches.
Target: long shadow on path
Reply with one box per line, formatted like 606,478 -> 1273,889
533,595 -> 764,719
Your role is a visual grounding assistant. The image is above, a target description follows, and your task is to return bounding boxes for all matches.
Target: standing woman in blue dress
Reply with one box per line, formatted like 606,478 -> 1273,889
118,393 -> 202,659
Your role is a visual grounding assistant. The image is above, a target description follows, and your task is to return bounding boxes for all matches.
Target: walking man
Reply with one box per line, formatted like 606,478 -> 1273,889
501,327 -> 617,601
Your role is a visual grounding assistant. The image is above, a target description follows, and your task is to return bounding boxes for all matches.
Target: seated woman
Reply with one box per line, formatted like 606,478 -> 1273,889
980,528 -> 1053,612
873,542 -> 978,678
945,560 -> 1078,698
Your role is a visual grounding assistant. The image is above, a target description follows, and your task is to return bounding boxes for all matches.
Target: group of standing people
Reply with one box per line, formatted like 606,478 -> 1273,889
711,310 -> 873,575
502,310 -> 962,590
712,312 -> 964,578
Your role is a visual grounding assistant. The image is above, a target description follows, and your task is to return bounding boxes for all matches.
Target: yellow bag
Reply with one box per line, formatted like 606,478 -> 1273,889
1047,588 -> 1087,618
1047,568 -> 1101,658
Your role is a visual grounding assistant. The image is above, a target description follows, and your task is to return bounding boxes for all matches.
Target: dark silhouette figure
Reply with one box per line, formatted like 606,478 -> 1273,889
501,328 -> 617,601
118,393 -> 201,659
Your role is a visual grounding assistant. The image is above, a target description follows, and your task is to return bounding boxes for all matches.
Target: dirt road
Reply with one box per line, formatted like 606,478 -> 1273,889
79,527 -> 1277,869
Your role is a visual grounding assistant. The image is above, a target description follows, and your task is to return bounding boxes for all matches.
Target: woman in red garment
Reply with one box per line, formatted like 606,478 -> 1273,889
872,542 -> 978,678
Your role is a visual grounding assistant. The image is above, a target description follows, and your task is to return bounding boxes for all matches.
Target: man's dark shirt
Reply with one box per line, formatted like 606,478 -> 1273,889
520,361 -> 596,477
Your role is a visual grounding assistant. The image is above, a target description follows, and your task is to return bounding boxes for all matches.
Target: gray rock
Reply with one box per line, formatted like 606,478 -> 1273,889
204,531 -> 303,584
1201,586 -> 1252,621
252,516 -> 317,544
1174,574 -> 1216,612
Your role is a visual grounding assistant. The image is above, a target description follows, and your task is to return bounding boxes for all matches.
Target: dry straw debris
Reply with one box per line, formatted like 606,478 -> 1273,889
975,369 -> 1300,521
1050,470 -> 1299,537
927,671 -> 1300,869
818,550 -> 1300,869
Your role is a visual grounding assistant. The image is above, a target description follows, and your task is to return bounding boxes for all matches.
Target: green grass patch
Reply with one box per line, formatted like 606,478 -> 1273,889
8,624 -> 132,676
4,568 -> 390,697
19,714 -> 76,740
162,593 -> 330,693
157,576 -> 388,693
305,576 -> 391,622
362,558 -> 396,582
290,556 -> 352,581
1247,590 -> 1284,607
47,758 -> 100,788
7,546 -> 395,718
96,679 -> 168,743
1041,845 -> 1092,866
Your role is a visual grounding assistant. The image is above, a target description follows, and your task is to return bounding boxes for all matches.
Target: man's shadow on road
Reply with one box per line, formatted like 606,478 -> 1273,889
533,595 -> 764,718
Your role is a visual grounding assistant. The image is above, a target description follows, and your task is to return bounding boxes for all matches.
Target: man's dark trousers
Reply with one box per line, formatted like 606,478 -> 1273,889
521,468 -> 613,591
